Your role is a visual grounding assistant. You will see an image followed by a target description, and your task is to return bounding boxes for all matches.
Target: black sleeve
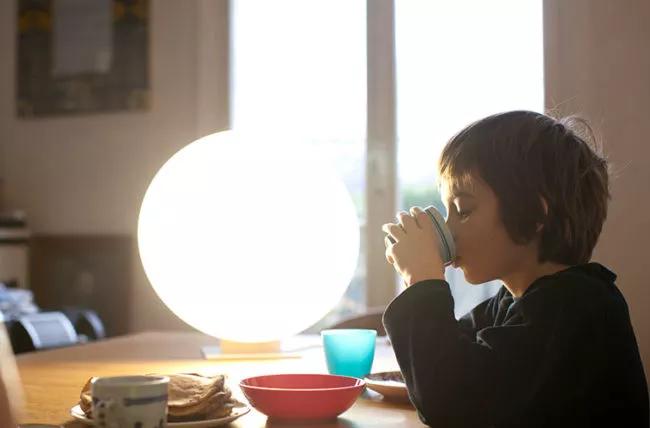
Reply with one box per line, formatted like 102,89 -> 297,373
382,280 -> 547,428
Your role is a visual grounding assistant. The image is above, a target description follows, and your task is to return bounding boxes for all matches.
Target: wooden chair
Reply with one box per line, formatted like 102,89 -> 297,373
0,320 -> 22,426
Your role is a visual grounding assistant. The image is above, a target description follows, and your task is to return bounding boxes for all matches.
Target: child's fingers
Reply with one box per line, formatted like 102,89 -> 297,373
409,206 -> 424,217
397,211 -> 418,231
385,240 -> 396,264
411,206 -> 434,232
382,223 -> 405,242
409,206 -> 425,227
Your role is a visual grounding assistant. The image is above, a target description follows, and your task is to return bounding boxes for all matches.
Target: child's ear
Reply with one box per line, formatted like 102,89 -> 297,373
536,196 -> 549,233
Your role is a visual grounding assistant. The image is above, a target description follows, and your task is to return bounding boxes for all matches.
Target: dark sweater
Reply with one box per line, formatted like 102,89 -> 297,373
382,263 -> 649,427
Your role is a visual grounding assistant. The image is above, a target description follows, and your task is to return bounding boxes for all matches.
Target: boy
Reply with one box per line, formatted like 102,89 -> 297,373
382,111 -> 648,427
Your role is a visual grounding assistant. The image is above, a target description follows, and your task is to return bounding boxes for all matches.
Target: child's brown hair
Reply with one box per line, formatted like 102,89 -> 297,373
438,110 -> 610,265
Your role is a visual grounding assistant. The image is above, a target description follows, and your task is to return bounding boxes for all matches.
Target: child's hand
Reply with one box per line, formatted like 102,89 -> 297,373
382,206 -> 445,286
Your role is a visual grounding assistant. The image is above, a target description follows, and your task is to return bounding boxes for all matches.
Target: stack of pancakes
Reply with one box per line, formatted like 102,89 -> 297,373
80,373 -> 244,422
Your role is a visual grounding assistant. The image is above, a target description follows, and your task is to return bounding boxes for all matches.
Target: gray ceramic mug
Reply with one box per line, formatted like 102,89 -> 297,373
386,205 -> 456,266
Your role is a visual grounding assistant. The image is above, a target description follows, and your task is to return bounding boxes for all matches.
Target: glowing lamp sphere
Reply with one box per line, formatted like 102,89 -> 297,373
137,131 -> 360,343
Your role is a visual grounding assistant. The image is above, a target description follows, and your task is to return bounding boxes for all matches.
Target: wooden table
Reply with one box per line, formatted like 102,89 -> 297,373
16,331 -> 423,427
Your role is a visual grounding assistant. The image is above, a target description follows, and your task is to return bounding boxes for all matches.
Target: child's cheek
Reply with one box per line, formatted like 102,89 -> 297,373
456,225 -> 493,278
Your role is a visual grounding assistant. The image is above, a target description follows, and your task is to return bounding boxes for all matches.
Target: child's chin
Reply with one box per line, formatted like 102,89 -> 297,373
460,268 -> 486,285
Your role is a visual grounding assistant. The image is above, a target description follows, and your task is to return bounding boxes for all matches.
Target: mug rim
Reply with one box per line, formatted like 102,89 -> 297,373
320,329 -> 377,336
91,375 -> 169,387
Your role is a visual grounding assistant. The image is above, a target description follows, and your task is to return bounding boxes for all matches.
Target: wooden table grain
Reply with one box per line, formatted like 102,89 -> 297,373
16,331 -> 423,427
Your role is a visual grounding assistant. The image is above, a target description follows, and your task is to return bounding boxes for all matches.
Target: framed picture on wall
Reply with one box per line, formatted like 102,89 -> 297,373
16,0 -> 150,117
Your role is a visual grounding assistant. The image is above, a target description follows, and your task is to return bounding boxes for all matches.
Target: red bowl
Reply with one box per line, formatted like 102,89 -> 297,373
239,373 -> 365,421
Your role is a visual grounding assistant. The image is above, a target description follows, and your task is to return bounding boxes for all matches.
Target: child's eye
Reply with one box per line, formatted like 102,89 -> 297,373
452,200 -> 472,221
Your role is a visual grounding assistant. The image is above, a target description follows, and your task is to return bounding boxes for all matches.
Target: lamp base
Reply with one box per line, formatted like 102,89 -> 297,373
201,335 -> 323,360
220,339 -> 281,354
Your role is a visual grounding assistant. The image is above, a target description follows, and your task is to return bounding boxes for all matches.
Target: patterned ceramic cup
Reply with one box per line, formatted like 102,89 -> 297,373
91,375 -> 169,428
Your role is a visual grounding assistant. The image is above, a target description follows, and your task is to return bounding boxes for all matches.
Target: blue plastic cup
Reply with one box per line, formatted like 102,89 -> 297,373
321,329 -> 377,379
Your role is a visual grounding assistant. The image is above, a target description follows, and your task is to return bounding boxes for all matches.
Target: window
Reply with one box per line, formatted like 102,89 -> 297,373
230,0 -> 367,328
230,0 -> 543,323
396,0 -> 544,316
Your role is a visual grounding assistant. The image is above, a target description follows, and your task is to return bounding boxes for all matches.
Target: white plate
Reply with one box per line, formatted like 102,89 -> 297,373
364,371 -> 411,404
70,404 -> 250,427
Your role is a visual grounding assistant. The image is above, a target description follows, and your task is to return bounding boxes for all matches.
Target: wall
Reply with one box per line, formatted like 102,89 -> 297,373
545,0 -> 650,371
0,0 -> 229,332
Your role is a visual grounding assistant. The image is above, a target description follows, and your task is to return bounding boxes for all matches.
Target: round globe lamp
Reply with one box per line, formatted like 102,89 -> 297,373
137,131 -> 360,355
